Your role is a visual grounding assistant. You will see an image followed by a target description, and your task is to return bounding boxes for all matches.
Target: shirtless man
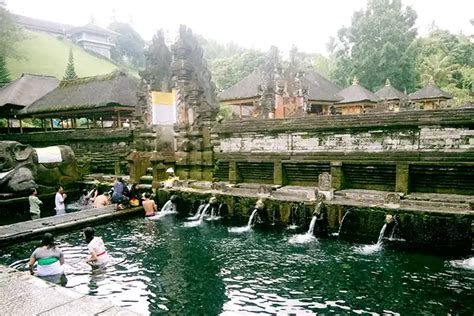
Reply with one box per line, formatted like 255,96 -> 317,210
93,192 -> 110,209
142,193 -> 157,217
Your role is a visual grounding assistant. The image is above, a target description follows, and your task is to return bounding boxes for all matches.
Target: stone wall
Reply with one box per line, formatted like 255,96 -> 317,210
0,129 -> 133,174
158,189 -> 473,255
212,109 -> 474,195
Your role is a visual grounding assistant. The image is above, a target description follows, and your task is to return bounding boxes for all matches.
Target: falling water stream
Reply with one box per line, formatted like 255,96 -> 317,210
228,208 -> 258,233
355,223 -> 388,255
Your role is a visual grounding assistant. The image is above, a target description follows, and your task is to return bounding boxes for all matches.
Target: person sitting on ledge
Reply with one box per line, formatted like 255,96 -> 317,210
29,233 -> 65,283
163,168 -> 179,189
93,192 -> 110,209
111,177 -> 129,210
84,227 -> 109,268
29,188 -> 42,220
142,192 -> 157,217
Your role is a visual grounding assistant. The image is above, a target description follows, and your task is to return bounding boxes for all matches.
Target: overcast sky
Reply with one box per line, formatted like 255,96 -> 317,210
7,0 -> 474,55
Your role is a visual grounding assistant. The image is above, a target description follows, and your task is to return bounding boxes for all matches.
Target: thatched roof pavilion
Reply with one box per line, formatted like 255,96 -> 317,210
19,71 -> 138,127
0,74 -> 59,118
409,80 -> 452,110
375,79 -> 406,101
218,68 -> 342,118
335,77 -> 379,114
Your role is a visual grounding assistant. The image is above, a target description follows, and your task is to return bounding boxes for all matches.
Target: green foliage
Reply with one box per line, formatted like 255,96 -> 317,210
108,22 -> 145,68
210,50 -> 266,91
418,53 -> 459,86
217,104 -> 234,121
0,54 -> 9,87
414,29 -> 474,105
332,0 -> 419,92
63,48 -> 78,80
0,6 -> 24,59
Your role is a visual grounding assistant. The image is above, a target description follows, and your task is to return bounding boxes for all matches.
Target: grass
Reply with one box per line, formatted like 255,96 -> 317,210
6,30 -> 119,79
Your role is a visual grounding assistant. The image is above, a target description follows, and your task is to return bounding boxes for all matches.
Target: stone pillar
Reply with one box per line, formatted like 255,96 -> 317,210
273,161 -> 284,185
114,161 -> 121,175
229,161 -> 238,184
126,151 -> 140,183
396,162 -> 410,194
330,161 -> 343,190
150,153 -> 168,189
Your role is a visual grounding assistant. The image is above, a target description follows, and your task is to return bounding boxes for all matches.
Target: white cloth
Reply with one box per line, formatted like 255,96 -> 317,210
55,192 -> 65,212
37,261 -> 64,276
35,146 -> 62,163
88,237 -> 109,266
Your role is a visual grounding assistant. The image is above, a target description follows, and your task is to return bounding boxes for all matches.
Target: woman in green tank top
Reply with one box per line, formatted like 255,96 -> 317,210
29,233 -> 65,278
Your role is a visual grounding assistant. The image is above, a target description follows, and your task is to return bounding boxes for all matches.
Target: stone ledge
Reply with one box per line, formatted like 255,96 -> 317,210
0,266 -> 140,315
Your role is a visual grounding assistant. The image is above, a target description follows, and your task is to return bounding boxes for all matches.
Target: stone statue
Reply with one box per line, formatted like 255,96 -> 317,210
0,141 -> 81,196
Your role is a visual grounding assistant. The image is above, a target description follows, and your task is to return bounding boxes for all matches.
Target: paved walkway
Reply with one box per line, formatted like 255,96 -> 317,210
0,266 -> 140,315
0,206 -> 143,246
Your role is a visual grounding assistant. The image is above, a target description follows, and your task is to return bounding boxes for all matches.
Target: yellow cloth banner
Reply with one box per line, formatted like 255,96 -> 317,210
151,91 -> 175,125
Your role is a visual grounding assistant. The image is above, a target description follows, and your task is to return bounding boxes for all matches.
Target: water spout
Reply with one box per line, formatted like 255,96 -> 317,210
228,208 -> 259,233
334,211 -> 350,238
147,198 -> 177,220
288,216 -> 318,244
355,223 -> 388,255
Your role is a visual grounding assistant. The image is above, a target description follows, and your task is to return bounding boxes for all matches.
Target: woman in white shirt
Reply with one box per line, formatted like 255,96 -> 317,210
83,227 -> 109,268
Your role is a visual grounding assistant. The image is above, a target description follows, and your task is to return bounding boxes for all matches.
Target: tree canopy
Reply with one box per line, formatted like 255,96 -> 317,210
331,0 -> 419,92
108,22 -> 145,68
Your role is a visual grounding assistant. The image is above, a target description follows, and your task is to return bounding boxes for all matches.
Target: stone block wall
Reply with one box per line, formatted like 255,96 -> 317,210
212,109 -> 474,195
0,129 -> 134,175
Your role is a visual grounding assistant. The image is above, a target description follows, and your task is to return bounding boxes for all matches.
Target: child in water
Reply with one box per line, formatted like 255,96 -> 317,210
83,227 -> 109,268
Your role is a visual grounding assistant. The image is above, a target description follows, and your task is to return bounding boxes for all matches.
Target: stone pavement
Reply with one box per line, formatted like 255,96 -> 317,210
0,266 -> 140,315
0,206 -> 143,246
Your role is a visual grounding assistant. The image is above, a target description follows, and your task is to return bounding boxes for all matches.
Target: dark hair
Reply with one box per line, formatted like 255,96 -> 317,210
30,188 -> 37,195
84,227 -> 95,243
56,185 -> 63,192
144,192 -> 151,199
82,189 -> 88,195
118,177 -> 123,182
41,233 -> 55,248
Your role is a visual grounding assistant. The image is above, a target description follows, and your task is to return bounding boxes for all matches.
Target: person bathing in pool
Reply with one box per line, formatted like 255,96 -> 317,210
84,227 -> 109,268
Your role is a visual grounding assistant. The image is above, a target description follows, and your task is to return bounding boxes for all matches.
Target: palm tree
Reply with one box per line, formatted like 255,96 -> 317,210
419,53 -> 459,86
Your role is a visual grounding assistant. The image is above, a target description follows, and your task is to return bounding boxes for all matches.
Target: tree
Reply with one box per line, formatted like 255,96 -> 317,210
211,50 -> 266,91
331,0 -> 419,92
0,6 -> 24,59
419,53 -> 459,86
0,55 -> 9,87
63,48 -> 78,80
108,22 -> 145,68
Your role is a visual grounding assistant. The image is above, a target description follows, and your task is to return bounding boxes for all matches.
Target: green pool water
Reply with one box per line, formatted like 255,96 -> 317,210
0,216 -> 472,315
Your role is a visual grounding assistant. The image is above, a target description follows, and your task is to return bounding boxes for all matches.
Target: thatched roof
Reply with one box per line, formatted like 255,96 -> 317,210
218,70 -> 264,101
0,74 -> 59,116
337,78 -> 380,105
301,70 -> 342,102
409,82 -> 452,101
375,79 -> 406,101
218,69 -> 342,102
19,71 -> 138,117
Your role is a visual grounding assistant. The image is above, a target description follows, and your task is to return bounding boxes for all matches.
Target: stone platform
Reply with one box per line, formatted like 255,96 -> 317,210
0,205 -> 143,246
0,266 -> 139,315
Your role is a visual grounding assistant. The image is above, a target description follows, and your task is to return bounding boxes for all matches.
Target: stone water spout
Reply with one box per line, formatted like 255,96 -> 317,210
228,199 -> 265,233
